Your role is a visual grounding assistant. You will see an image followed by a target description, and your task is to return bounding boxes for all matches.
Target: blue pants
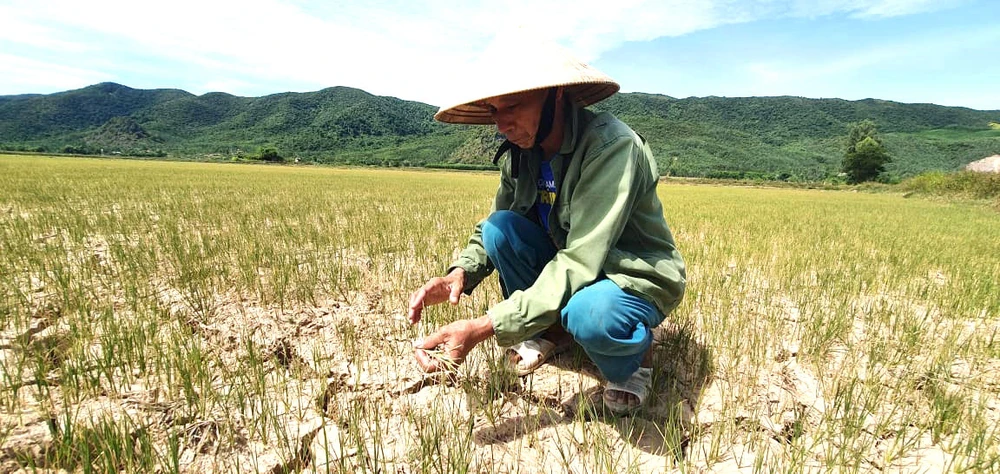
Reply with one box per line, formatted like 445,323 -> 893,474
482,210 -> 662,383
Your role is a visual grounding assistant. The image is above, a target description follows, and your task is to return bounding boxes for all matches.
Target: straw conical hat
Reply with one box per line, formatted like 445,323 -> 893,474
434,32 -> 620,125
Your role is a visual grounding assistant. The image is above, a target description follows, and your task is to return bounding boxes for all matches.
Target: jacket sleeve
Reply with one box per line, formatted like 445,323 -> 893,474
447,154 -> 516,293
487,132 -> 653,346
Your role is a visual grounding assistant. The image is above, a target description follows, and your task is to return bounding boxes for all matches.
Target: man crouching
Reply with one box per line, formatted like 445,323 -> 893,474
407,33 -> 686,415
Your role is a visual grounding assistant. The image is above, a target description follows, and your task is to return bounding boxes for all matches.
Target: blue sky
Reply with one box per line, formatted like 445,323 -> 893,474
1,0 -> 998,110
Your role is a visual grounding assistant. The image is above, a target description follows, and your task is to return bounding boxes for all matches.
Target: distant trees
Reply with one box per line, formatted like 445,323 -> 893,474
232,146 -> 284,162
62,144 -> 94,155
257,146 -> 284,162
842,120 -> 891,184
0,144 -> 47,153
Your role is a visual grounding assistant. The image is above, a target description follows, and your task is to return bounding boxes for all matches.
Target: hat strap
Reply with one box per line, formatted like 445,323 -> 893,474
534,88 -> 558,148
492,139 -> 519,178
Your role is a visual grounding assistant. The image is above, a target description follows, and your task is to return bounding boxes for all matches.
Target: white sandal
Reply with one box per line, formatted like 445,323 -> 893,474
603,367 -> 652,414
506,338 -> 572,376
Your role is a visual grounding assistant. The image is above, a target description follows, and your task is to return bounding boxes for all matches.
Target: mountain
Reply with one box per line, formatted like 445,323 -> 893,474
1,82 -> 999,180
0,83 -> 190,142
592,94 -> 1000,179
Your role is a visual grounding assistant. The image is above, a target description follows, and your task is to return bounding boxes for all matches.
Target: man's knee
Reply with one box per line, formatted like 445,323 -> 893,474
482,210 -> 520,257
561,292 -> 624,350
561,281 -> 655,355
485,210 -> 520,232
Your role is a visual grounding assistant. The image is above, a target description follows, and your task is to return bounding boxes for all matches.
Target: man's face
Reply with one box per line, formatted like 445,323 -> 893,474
481,89 -> 550,149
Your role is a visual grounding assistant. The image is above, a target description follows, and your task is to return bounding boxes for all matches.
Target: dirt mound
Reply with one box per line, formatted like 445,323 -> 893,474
965,155 -> 1000,173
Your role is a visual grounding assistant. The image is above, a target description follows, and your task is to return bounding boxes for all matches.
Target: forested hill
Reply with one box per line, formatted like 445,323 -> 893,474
2,82 -> 999,180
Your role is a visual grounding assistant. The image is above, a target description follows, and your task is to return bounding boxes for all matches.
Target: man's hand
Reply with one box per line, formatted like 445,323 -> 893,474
413,316 -> 495,373
408,268 -> 466,324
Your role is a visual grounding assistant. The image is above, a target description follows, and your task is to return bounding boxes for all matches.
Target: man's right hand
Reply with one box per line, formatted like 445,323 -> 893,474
407,268 -> 466,324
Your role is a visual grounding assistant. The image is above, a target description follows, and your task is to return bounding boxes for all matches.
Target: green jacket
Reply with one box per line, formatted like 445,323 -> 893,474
449,103 -> 686,347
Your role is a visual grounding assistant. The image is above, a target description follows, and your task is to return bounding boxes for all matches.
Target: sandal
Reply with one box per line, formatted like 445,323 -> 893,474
506,338 -> 572,376
603,367 -> 652,415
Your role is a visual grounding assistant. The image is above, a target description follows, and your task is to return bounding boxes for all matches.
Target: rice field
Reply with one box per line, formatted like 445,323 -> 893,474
1,154 -> 998,473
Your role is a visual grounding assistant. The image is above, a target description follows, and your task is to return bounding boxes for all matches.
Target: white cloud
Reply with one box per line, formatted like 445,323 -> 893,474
0,53 -> 113,92
779,0 -> 966,18
850,0 -> 966,18
0,0 -> 976,104
745,25 -> 1000,90
0,5 -> 91,52
931,90 -> 1000,111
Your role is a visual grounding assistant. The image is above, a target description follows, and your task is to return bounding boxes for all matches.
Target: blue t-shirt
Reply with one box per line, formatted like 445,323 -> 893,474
537,160 -> 557,230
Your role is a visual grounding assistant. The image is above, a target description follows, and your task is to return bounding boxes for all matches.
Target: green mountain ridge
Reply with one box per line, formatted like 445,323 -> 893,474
1,82 -> 998,179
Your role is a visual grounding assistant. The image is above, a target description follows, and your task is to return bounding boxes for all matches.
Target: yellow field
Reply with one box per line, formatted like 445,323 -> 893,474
1,154 -> 998,473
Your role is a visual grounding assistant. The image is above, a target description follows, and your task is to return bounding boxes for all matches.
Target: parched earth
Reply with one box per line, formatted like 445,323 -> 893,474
5,291 -> 987,473
2,285 -> 706,473
1,238 -> 997,473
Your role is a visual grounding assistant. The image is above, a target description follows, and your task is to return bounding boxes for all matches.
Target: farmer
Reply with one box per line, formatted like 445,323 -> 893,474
407,34 -> 686,414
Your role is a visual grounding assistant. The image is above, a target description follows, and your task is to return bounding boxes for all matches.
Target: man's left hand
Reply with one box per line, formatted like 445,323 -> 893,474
414,316 -> 495,373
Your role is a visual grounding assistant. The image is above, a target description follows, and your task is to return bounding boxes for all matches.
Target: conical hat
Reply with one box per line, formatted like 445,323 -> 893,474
434,32 -> 620,125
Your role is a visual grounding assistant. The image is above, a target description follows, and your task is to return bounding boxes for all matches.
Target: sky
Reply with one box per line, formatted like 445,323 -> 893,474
1,0 -> 998,110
